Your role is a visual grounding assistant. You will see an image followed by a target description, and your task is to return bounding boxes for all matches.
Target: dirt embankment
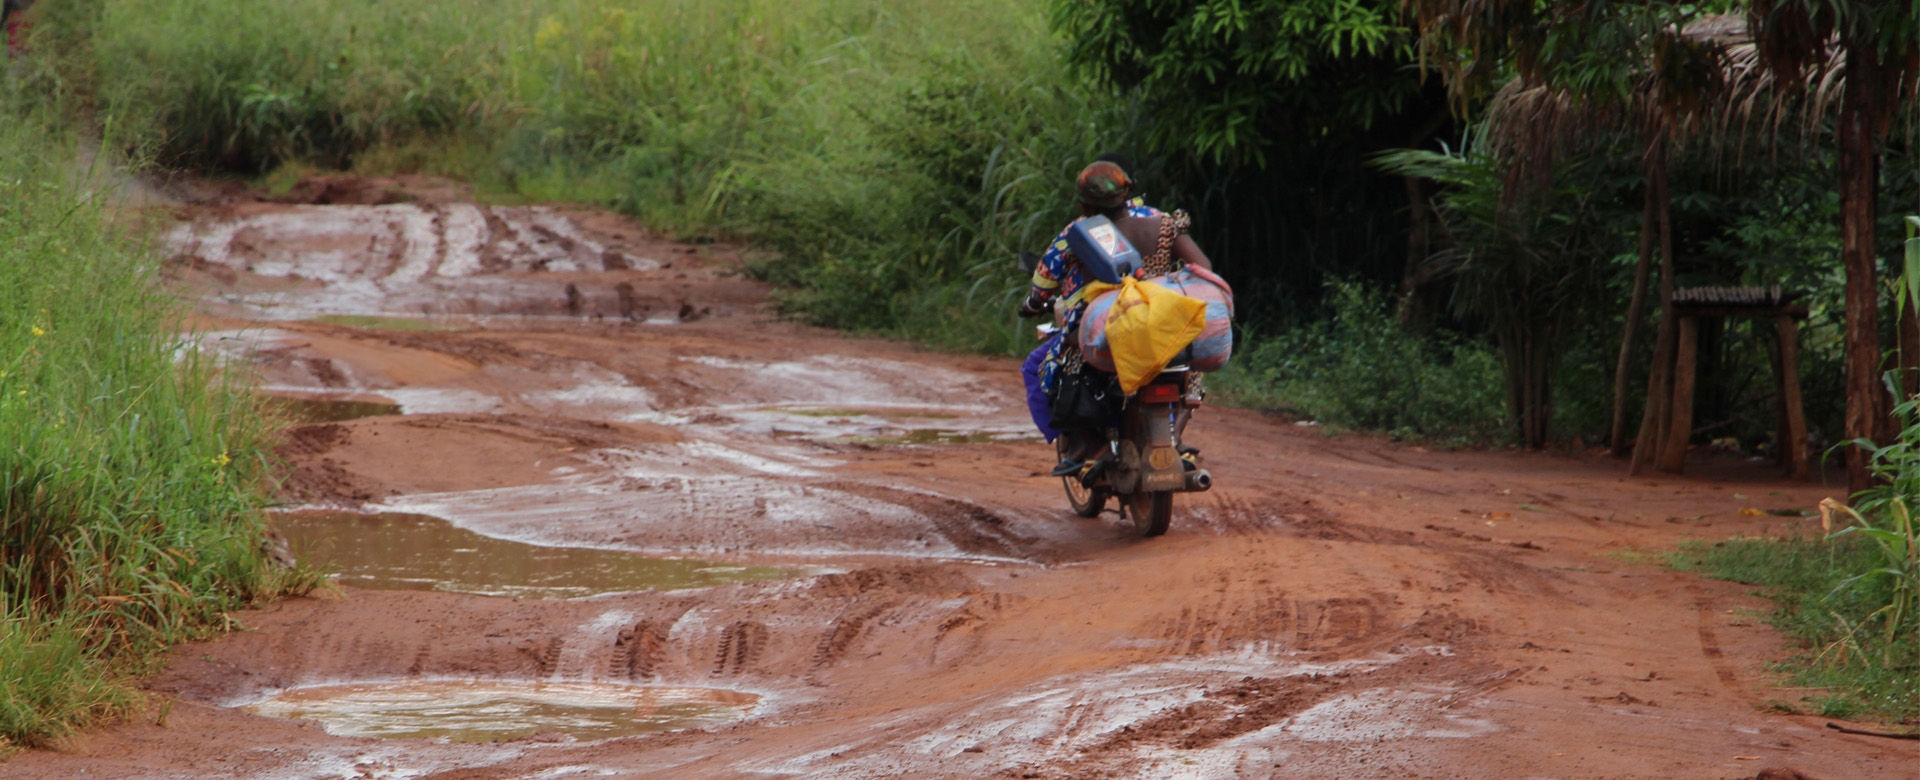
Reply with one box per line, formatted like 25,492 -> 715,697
5,178 -> 1910,779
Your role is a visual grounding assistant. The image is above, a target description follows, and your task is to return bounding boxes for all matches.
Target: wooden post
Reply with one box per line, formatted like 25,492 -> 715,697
1629,147 -> 1677,476
1769,318 -> 1792,469
1777,315 -> 1810,479
1660,315 -> 1699,472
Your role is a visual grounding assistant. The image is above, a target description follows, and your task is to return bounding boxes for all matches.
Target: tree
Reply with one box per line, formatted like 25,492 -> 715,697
1405,1 -> 1729,450
1376,141 -> 1616,448
1744,0 -> 1920,494
1050,0 -> 1423,166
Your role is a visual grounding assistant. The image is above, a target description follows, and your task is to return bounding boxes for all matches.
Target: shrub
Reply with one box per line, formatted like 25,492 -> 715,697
1212,281 -> 1507,444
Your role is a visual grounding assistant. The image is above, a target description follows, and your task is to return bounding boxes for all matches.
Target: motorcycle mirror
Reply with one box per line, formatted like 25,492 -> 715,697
1016,251 -> 1041,274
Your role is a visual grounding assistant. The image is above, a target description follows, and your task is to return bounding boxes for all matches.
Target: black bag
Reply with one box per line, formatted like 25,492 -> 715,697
1049,368 -> 1121,431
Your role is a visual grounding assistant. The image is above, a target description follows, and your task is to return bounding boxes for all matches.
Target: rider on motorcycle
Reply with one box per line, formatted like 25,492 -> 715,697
1020,159 -> 1212,475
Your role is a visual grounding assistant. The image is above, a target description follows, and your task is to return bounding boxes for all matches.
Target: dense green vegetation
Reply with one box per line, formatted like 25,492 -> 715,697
1212,281 -> 1506,444
0,72 -> 319,748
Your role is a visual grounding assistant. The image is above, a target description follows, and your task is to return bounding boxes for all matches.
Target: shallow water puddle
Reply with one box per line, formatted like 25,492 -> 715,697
312,313 -> 462,331
276,511 -> 792,598
851,429 -> 1043,445
263,394 -> 402,424
247,680 -> 758,742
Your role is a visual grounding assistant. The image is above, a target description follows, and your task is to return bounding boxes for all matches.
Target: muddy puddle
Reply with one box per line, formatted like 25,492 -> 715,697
246,680 -> 759,742
262,395 -> 402,424
167,204 -> 665,318
849,429 -> 1042,446
275,511 -> 793,598
709,404 -> 1037,447
311,314 -> 461,332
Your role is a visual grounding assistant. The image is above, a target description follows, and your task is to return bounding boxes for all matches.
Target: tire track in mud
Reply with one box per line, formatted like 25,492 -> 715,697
809,600 -> 903,683
609,600 -> 701,680
1089,674 -> 1344,756
1688,581 -> 1749,701
1144,498 -> 1394,659
820,481 -> 1045,563
612,620 -> 673,680
1144,497 -> 1516,669
713,621 -> 770,677
1292,595 -> 1384,652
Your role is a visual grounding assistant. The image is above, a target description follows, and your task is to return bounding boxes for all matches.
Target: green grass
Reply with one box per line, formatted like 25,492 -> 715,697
1672,535 -> 1920,724
0,88 -> 322,749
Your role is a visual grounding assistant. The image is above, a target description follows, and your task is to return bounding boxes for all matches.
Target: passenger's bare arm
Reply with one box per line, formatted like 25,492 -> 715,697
1173,235 -> 1212,271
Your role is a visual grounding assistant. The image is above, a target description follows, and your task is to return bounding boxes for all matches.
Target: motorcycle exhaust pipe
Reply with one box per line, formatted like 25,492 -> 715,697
1184,468 -> 1213,492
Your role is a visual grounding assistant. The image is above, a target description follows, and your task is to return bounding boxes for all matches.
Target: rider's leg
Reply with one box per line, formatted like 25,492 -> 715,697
1050,428 -> 1102,476
1023,335 -> 1061,442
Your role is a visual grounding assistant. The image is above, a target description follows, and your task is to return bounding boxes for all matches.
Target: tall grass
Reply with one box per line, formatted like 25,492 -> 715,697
46,0 -> 1144,353
0,86 -> 318,748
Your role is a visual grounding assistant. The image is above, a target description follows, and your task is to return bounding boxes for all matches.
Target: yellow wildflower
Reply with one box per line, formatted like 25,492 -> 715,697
535,17 -> 565,48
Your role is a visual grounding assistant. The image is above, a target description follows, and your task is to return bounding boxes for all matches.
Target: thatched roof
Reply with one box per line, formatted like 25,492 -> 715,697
1478,13 -> 1853,194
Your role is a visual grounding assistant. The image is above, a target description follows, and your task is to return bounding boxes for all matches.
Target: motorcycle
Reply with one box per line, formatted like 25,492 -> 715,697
1019,252 -> 1214,537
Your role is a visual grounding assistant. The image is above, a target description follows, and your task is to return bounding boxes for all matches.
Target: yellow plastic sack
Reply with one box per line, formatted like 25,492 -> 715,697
1099,276 -> 1208,393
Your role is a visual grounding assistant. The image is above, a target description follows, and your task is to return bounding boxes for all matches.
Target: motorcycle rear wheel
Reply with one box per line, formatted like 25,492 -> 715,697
1128,490 -> 1172,537
1058,437 -> 1107,517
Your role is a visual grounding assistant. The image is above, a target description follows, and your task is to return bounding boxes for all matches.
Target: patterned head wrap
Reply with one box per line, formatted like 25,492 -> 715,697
1076,161 -> 1131,209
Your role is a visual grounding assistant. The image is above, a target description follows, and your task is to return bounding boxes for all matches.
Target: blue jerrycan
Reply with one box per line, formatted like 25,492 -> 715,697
1065,215 -> 1143,284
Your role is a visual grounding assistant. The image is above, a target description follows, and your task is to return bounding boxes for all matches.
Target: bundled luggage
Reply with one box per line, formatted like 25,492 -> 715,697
1078,265 -> 1234,378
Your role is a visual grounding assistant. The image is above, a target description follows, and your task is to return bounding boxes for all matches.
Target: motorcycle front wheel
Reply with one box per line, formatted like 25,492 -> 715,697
1128,490 -> 1172,537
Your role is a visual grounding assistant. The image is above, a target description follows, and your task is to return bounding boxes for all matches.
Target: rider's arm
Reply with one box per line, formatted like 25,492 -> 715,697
1172,234 -> 1212,272
1029,231 -> 1074,302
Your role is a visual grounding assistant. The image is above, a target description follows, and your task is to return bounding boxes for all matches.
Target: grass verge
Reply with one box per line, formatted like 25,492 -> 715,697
0,87 -> 323,749
1671,534 -> 1920,724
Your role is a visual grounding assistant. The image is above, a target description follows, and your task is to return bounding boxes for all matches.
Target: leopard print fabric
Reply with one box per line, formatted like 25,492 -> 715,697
1138,210 -> 1192,279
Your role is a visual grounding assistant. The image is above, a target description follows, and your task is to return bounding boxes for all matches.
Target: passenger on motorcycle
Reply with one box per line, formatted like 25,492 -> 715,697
1019,159 -> 1212,475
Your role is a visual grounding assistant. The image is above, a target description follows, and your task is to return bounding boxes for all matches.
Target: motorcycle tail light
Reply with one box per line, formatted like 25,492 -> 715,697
1140,383 -> 1182,404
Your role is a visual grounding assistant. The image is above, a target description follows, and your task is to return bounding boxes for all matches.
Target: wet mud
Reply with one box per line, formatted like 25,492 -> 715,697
274,511 -> 796,598
5,178 -> 1908,780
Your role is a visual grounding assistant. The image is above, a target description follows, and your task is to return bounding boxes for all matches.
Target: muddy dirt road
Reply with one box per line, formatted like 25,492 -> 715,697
7,179 -> 1912,779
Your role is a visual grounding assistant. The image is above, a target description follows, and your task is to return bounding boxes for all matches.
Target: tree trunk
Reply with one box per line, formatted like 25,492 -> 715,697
1397,174 -> 1433,329
1503,309 -> 1554,450
1630,135 -> 1677,474
1397,109 -> 1451,330
1610,159 -> 1658,455
1531,323 -> 1555,448
1839,43 -> 1889,497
